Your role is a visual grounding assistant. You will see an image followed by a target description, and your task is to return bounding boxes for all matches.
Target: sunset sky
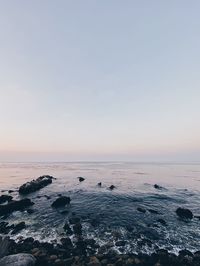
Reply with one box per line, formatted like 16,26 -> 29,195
0,1 -> 200,162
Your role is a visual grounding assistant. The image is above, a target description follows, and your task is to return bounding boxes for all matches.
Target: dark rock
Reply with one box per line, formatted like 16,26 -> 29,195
8,190 -> 14,194
109,185 -> 116,190
0,195 -> 13,204
154,184 -> 163,189
19,175 -> 54,195
179,249 -> 193,257
69,217 -> 80,224
63,223 -> 73,235
27,209 -> 34,214
0,253 -> 36,266
73,223 -> 82,235
0,237 -> 11,259
11,222 -> 26,234
0,222 -> 12,234
157,218 -> 167,226
137,207 -> 146,213
97,182 -> 102,187
78,177 -> 85,182
51,196 -> 71,208
60,237 -> 73,249
176,207 -> 193,219
0,199 -> 34,216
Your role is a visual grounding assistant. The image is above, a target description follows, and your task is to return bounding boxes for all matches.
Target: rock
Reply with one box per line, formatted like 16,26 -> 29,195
88,256 -> 101,266
137,207 -> 146,213
60,237 -> 73,249
0,253 -> 36,266
69,217 -> 80,224
73,223 -> 82,235
157,219 -> 167,226
51,196 -> 71,208
0,199 -> 34,216
97,182 -> 102,187
63,223 -> 73,235
154,184 -> 163,189
11,222 -> 26,235
109,185 -> 116,190
176,207 -> 193,219
19,175 -> 54,195
27,209 -> 34,215
0,237 -> 11,258
78,177 -> 85,182
0,195 -> 13,204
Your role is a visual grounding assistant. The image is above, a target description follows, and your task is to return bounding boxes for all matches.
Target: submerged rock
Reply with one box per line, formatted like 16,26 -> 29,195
0,195 -> 13,204
19,175 -> 54,195
148,209 -> 159,214
176,207 -> 193,219
51,196 -> 71,208
137,207 -> 146,213
0,199 -> 34,216
0,253 -> 36,266
78,177 -> 85,182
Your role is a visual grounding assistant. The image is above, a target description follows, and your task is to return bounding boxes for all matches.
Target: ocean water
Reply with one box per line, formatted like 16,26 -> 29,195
0,162 -> 200,254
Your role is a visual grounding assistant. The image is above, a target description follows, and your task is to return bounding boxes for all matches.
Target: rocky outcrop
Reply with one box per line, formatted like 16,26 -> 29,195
0,253 -> 36,266
109,185 -> 116,190
19,175 -> 54,195
0,199 -> 34,216
176,207 -> 193,219
51,196 -> 71,208
0,195 -> 13,204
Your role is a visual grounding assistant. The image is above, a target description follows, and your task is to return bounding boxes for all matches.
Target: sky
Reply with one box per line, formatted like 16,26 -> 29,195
0,1 -> 200,162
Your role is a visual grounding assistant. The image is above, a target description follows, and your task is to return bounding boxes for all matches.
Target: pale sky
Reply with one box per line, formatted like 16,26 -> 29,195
0,1 -> 200,162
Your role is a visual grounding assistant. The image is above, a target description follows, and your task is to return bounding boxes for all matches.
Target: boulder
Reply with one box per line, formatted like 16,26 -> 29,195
0,253 -> 36,266
97,182 -> 102,187
0,195 -> 13,204
176,207 -> 193,219
0,199 -> 34,216
19,175 -> 54,195
78,177 -> 85,182
51,196 -> 71,208
11,222 -> 26,235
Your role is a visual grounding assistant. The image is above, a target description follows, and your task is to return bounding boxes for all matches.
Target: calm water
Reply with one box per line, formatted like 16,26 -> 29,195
0,162 -> 200,254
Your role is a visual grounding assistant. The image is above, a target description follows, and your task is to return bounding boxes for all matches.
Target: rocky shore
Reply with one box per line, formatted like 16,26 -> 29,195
0,176 -> 200,265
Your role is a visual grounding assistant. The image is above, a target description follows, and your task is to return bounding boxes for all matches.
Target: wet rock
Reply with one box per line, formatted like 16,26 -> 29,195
176,207 -> 193,219
109,185 -> 116,190
0,222 -> 13,234
27,209 -> 34,215
78,177 -> 85,182
0,237 -> 11,258
19,175 -> 54,195
63,223 -> 73,235
60,238 -> 73,249
154,184 -> 163,189
137,207 -> 146,213
0,199 -> 34,216
157,218 -> 167,226
69,217 -> 80,224
0,253 -> 36,266
97,182 -> 102,187
0,195 -> 13,204
11,222 -> 26,235
51,196 -> 71,208
73,223 -> 82,235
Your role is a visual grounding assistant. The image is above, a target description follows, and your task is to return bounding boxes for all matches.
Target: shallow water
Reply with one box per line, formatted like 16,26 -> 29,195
0,162 -> 200,254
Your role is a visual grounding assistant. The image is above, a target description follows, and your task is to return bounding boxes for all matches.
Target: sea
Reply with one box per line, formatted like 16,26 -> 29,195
0,162 -> 200,254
